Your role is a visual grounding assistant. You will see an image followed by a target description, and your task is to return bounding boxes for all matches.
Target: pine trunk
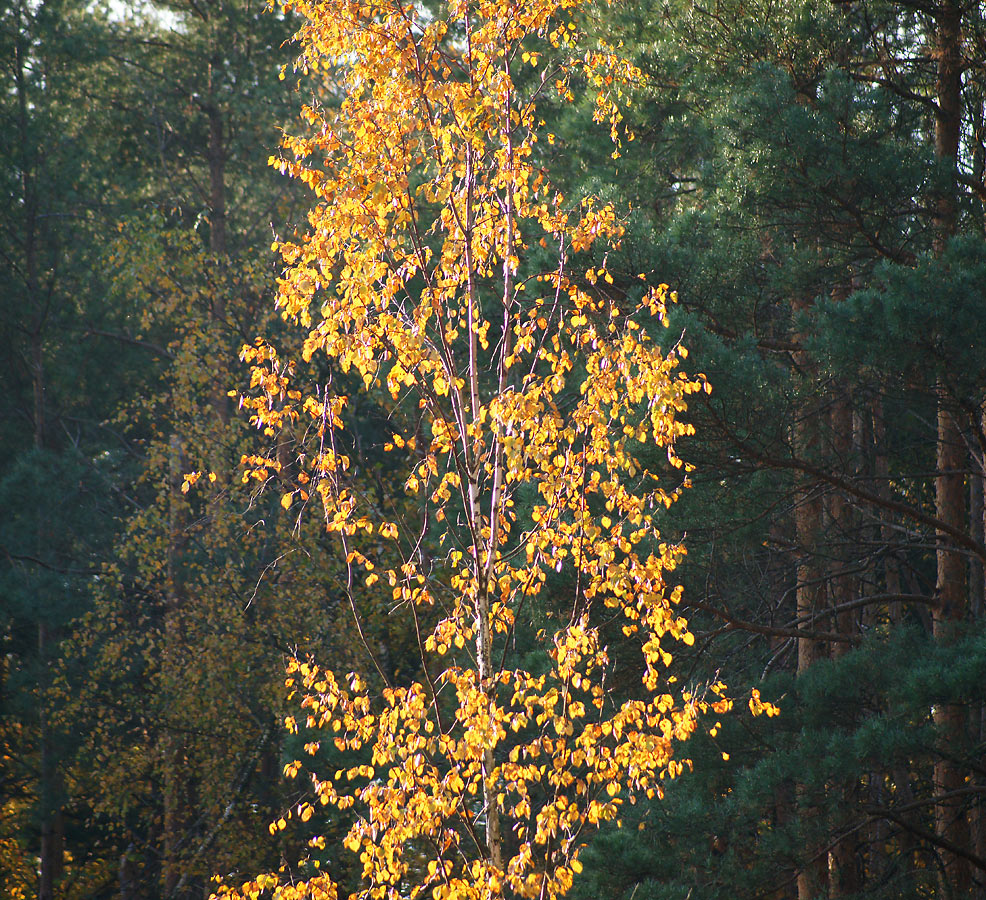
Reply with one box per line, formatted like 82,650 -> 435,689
931,3 -> 971,895
827,390 -> 859,898
792,300 -> 828,900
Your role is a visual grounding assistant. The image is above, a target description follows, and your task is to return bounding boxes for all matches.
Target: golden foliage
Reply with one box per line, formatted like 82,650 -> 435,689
219,1 -> 728,898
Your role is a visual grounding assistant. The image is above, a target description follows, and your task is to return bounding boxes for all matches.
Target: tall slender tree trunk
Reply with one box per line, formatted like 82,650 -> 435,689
31,232 -> 62,900
828,396 -> 856,658
827,389 -> 860,898
792,297 -> 828,900
931,3 -> 972,895
16,7 -> 64,894
162,435 -> 187,898
864,396 -> 905,887
207,59 -> 230,431
932,402 -> 969,896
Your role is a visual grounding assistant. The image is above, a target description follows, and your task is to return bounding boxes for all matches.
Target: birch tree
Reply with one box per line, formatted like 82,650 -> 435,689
219,2 -> 744,898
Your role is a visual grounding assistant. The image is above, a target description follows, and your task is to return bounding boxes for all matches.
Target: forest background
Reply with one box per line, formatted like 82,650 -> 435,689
2,0 -> 986,899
